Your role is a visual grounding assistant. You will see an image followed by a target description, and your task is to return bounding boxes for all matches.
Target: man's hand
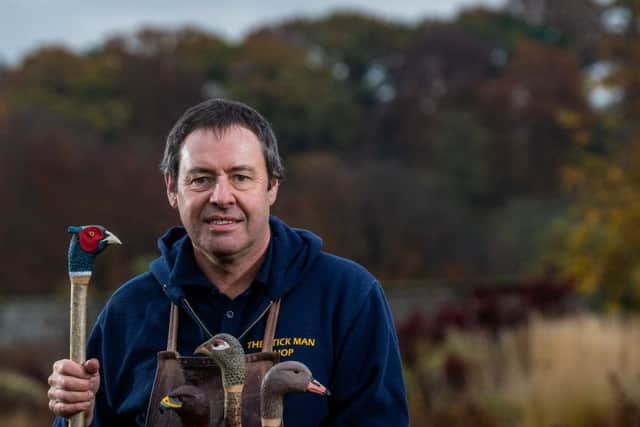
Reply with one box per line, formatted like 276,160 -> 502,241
48,358 -> 100,426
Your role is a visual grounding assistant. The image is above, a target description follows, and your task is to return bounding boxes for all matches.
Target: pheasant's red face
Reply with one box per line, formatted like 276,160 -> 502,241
79,226 -> 105,253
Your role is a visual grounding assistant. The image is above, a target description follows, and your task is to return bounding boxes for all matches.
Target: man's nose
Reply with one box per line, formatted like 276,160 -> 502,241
209,178 -> 235,206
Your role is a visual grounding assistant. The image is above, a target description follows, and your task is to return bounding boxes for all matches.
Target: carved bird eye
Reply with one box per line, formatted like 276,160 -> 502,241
213,340 -> 230,351
293,370 -> 300,374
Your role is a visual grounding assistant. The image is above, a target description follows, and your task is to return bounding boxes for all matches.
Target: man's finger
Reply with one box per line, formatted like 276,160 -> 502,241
48,387 -> 94,404
48,373 -> 94,392
53,360 -> 92,379
49,399 -> 92,418
83,358 -> 100,375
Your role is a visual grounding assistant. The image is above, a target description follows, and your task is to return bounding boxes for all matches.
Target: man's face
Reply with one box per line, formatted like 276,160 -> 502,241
165,126 -> 278,263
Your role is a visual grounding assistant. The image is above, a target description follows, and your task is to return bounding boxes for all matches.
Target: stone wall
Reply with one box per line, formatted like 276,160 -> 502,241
0,288 -> 440,346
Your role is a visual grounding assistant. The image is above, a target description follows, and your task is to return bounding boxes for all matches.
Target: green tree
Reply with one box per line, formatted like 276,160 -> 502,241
6,46 -> 132,134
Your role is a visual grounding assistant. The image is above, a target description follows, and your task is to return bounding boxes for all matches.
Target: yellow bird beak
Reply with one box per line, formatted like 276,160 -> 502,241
160,394 -> 183,409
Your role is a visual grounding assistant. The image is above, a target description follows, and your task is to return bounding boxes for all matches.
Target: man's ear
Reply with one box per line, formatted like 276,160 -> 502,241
165,174 -> 178,208
268,179 -> 279,206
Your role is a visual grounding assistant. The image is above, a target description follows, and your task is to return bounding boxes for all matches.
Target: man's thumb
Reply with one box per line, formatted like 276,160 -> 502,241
83,358 -> 100,375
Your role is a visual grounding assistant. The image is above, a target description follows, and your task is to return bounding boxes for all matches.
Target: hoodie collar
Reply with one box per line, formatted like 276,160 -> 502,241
150,216 -> 322,304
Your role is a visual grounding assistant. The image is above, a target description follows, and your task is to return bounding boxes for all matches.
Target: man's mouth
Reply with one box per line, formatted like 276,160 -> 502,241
204,216 -> 241,225
207,219 -> 235,225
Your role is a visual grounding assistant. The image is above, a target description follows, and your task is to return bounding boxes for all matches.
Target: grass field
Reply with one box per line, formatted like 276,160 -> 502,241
404,314 -> 640,426
3,313 -> 640,426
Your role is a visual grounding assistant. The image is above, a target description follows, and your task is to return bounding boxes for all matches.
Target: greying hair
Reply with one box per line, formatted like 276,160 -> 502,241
161,98 -> 284,189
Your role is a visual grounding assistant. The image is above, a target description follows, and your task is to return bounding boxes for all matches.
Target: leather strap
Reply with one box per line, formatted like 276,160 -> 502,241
166,303 -> 179,352
166,298 -> 281,352
262,299 -> 281,352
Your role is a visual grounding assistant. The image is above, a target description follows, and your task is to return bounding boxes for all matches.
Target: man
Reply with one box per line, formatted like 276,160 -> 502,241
48,99 -> 408,426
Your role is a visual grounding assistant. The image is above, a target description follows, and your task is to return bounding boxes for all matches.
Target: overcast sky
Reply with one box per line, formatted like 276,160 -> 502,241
1,0 -> 506,65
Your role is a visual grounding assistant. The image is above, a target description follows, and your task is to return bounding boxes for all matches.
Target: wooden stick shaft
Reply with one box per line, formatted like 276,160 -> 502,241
69,275 -> 90,427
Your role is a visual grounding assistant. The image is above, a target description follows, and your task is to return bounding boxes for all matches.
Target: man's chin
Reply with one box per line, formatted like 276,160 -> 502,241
196,240 -> 245,260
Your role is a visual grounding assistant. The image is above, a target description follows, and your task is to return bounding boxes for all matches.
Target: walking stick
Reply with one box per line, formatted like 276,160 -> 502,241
67,225 -> 121,427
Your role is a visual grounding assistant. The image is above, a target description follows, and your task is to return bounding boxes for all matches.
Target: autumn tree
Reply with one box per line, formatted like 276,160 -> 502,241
544,0 -> 640,310
0,7 -> 601,292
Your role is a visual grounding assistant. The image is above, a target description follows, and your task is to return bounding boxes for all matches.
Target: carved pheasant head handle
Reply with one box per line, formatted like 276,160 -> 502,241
67,225 -> 121,275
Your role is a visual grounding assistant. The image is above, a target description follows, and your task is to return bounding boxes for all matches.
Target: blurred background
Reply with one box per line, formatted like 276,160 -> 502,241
2,0 -> 640,425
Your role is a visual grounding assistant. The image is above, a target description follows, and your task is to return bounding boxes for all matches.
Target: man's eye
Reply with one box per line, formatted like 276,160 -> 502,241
230,174 -> 254,189
190,176 -> 213,187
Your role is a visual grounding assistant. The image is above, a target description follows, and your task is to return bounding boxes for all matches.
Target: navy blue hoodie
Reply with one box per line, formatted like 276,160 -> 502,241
53,216 -> 408,426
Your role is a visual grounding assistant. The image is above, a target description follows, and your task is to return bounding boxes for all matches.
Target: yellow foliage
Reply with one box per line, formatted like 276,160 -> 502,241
545,137 -> 640,309
555,108 -> 583,129
575,130 -> 591,146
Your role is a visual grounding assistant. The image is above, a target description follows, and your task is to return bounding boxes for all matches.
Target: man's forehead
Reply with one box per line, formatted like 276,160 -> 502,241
178,126 -> 266,173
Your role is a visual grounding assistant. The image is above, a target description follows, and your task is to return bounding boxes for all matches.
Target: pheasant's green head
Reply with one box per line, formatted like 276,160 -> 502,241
67,225 -> 121,274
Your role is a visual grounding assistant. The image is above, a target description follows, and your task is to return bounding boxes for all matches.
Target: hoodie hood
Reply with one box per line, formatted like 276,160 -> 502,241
150,216 -> 322,304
